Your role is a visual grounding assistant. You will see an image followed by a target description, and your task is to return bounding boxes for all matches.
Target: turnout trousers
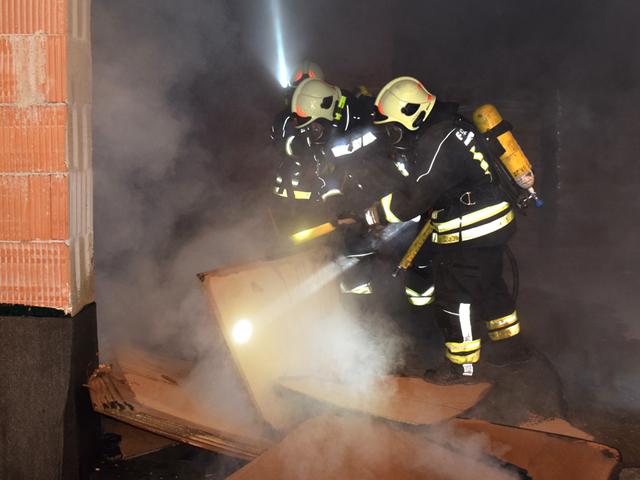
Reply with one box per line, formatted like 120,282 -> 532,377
433,245 -> 521,376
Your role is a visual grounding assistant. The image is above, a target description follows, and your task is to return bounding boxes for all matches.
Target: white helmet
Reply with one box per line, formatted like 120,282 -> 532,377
289,60 -> 324,86
374,76 -> 436,131
291,78 -> 341,128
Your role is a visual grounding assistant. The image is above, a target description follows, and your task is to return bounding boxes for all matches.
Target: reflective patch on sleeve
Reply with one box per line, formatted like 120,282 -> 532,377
340,281 -> 373,295
321,189 -> 343,200
362,131 -> 377,146
285,135 -> 295,156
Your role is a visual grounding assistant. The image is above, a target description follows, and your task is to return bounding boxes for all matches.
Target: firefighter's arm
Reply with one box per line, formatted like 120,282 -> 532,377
363,171 -> 450,226
364,130 -> 462,225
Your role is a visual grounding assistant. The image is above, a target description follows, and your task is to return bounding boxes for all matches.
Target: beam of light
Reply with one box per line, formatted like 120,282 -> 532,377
257,221 -> 418,327
232,319 -> 254,344
270,0 -> 289,87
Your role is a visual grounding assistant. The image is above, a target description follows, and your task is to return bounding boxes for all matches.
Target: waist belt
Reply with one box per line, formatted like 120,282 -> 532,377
431,201 -> 514,244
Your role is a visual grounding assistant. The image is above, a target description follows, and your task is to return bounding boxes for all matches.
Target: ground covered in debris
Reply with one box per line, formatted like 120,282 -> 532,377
91,444 -> 246,480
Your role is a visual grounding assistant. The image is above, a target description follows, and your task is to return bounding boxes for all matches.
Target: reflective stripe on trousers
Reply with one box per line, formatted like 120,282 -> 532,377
486,310 -> 521,341
405,285 -> 435,306
443,303 -> 480,376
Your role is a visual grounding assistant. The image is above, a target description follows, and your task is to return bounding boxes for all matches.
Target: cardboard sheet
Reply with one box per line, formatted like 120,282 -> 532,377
229,414 -> 521,480
87,348 -> 274,460
199,247 -> 363,430
278,375 -> 491,425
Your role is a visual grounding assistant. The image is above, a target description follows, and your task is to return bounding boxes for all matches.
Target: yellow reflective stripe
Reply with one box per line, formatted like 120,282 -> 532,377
446,339 -> 481,354
405,287 -> 419,297
408,296 -> 433,306
446,349 -> 480,364
406,286 -> 435,297
432,210 -> 514,244
381,193 -> 402,223
341,282 -> 373,295
433,201 -> 510,233
488,323 -> 521,341
273,187 -> 311,200
293,190 -> 312,199
486,311 -> 518,331
291,222 -> 335,243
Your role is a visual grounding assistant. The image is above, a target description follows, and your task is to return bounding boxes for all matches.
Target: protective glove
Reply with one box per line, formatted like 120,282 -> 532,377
363,201 -> 385,226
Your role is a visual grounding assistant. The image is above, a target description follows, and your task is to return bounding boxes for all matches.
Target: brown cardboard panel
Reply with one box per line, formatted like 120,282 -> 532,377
231,415 -> 620,480
229,415 -> 518,480
200,247 -> 354,430
448,418 -> 620,479
87,348 -> 275,460
101,418 -> 177,460
518,416 -> 594,440
0,0 -> 68,34
278,376 -> 491,425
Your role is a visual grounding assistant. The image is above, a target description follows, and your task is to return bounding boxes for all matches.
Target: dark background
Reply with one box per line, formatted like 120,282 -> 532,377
92,0 -> 640,450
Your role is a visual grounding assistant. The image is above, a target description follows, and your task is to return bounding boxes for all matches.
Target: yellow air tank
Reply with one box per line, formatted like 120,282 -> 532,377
472,104 -> 535,190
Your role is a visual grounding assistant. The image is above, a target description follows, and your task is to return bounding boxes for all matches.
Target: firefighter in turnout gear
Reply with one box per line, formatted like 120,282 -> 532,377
363,76 -> 531,383
286,77 -> 416,300
269,62 -> 330,236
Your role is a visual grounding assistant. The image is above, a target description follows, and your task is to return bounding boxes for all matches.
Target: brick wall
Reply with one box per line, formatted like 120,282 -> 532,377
0,0 -> 93,314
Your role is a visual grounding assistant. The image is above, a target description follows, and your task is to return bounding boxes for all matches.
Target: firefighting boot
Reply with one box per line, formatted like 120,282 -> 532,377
423,360 -> 483,385
486,334 -> 532,367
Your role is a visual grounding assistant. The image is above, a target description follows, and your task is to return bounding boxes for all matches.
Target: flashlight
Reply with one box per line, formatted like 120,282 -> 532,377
232,319 -> 253,344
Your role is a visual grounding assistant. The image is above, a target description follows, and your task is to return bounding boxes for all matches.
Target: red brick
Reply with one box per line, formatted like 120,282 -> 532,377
0,241 -> 70,309
0,174 -> 68,240
0,106 -> 67,173
0,0 -> 68,34
0,34 -> 67,104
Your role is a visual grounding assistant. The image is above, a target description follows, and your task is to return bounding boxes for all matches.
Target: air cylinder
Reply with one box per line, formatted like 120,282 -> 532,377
472,104 -> 534,189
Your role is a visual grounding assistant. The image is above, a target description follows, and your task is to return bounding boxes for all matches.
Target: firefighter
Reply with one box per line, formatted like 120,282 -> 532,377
270,60 -> 324,152
286,77 -> 418,300
361,76 -> 531,384
268,61 -> 329,238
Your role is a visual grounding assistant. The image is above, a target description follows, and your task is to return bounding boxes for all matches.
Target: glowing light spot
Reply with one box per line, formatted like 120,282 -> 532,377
232,319 -> 253,344
295,70 -> 303,81
377,102 -> 385,116
308,70 -> 315,78
295,105 -> 307,117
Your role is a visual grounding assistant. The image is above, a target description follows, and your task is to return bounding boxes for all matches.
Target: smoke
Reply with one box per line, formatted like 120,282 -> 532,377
92,0 -> 410,439
93,1 -> 640,467
238,414 -> 520,479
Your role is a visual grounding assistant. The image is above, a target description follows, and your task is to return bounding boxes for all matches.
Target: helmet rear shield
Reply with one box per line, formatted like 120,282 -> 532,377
374,76 -> 436,131
291,78 -> 341,128
289,60 -> 325,87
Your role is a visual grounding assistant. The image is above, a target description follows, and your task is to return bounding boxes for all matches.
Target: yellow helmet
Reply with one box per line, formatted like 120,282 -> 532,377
291,78 -> 341,128
374,76 -> 436,131
289,60 -> 324,86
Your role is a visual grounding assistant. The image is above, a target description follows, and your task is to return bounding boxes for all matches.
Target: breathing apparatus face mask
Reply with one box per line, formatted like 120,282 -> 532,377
386,124 -> 420,152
